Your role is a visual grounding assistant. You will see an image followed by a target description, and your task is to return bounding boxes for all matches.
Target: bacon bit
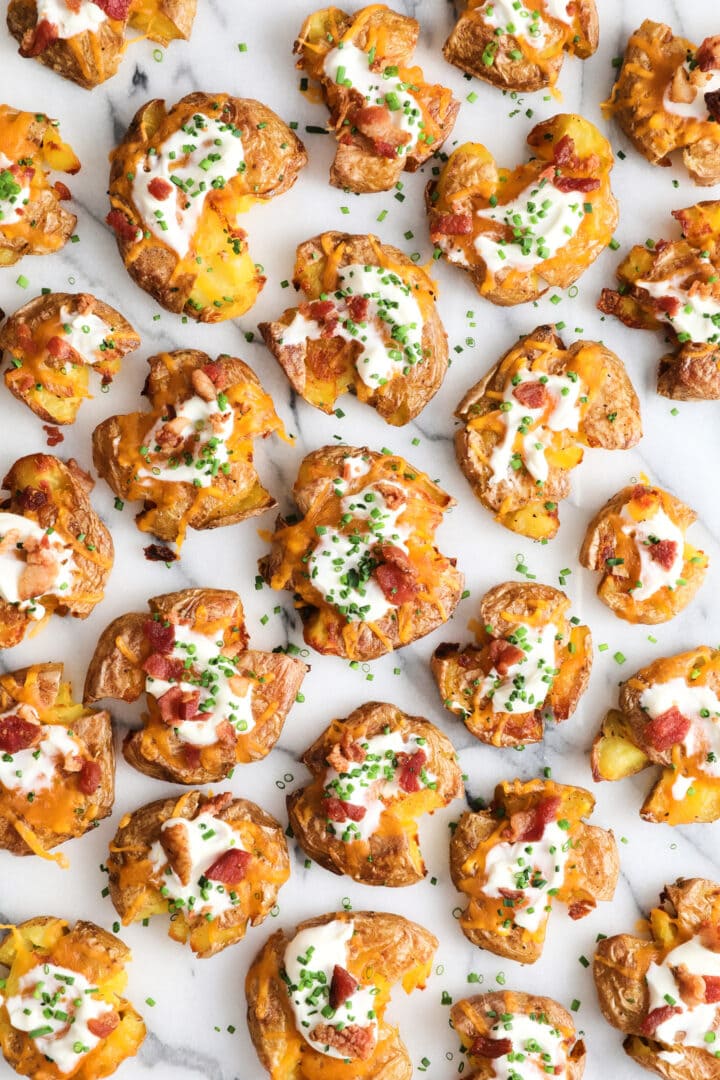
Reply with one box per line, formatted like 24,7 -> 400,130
143,653 -> 186,681
704,976 -> 720,1003
147,177 -> 173,201
52,180 -> 72,201
205,848 -> 252,883
553,135 -> 580,168
488,639 -> 525,677
649,294 -> 681,317
706,90 -> 720,122
0,714 -> 42,753
498,887 -> 523,901
308,1023 -> 375,1061
351,105 -> 409,157
106,208 -> 140,245
47,335 -> 75,363
640,1004 -> 681,1036
191,367 -> 218,403
675,964 -> 707,1007
648,538 -> 679,570
347,295 -> 369,323
143,544 -> 178,563
470,1035 -> 513,1059
506,796 -> 562,842
177,692 -> 202,720
373,545 -> 418,606
202,361 -> 228,390
696,36 -> 720,72
42,425 -> 64,447
324,796 -> 366,822
95,0 -> 132,16
630,484 -> 654,506
327,736 -> 366,773
308,300 -> 335,321
568,899 -> 593,920
431,212 -> 473,237
78,759 -> 102,795
20,19 -> 58,57
160,821 -> 192,884
144,618 -> 175,654
156,686 -> 201,724
512,380 -> 548,410
644,706 -> 691,751
553,176 -> 600,193
17,486 -> 48,511
18,536 -> 60,601
86,1011 -> 119,1039
396,748 -> 427,793
329,965 -> 359,1010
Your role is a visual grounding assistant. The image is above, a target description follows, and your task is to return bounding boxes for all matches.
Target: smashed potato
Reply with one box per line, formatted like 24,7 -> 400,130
450,778 -> 619,963
605,21 -> 720,186
295,4 -> 459,193
592,647 -> 720,826
0,454 -> 114,649
0,917 -> 145,1079
108,790 -> 289,959
427,114 -> 618,305
599,201 -> 720,400
260,445 -> 464,661
594,878 -> 720,1078
580,482 -> 708,624
444,0 -> 598,93
432,581 -> 592,747
92,349 -> 283,549
0,292 -> 140,424
0,107 -> 79,267
246,910 -> 436,1078
287,701 -> 462,886
107,93 -> 306,320
454,324 -> 641,539
259,231 -> 448,426
84,588 -> 307,785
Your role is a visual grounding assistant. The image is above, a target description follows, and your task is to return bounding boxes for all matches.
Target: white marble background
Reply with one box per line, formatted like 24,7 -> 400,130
1,0 -> 720,1077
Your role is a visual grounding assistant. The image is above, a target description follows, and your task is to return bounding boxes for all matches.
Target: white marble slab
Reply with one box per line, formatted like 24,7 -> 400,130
1,0 -> 720,1077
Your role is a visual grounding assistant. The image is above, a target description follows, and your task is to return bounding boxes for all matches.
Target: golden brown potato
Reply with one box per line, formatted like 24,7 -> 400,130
107,93 -> 306,321
604,21 -> 720,186
452,991 -> 586,1078
260,445 -> 464,661
594,878 -> 720,1078
83,588 -> 308,785
0,292 -> 140,425
580,482 -> 709,624
427,114 -> 618,305
599,201 -> 720,400
0,454 -> 114,650
7,0 -> 197,89
287,701 -> 462,886
246,910 -> 436,1078
259,231 -> 448,426
0,107 -> 79,267
432,581 -> 592,747
444,0 -> 598,93
107,790 -> 289,959
0,663 -> 113,866
592,646 -> 720,826
294,5 -> 459,193
454,325 -> 641,539
0,917 -> 145,1079
92,349 -> 283,549
450,778 -> 619,963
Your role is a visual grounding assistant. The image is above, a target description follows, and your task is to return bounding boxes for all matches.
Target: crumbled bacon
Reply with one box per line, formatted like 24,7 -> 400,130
17,486 -> 48,511
568,899 -> 593,920
53,180 -> 72,201
324,796 -> 366,822
505,796 -> 562,842
95,0 -> 132,16
487,639 -> 525,677
431,212 -> 473,237
675,964 -> 707,1007
373,545 -> 418,606
644,706 -> 691,751
396,748 -> 427,793
147,177 -> 173,201
78,759 -> 102,795
553,135 -> 581,168
512,380 -> 548,410
0,714 -> 42,753
86,1011 -> 119,1039
552,176 -> 600,193
143,544 -> 178,562
704,976 -> 720,1003
20,19 -> 58,57
309,1023 -> 375,1060
351,105 -> 410,159
160,821 -> 192,884
329,965 -> 358,1010
696,36 -> 720,72
707,90 -> 720,122
190,367 -> 218,402
156,686 -> 202,724
143,653 -> 186,681
640,1004 -> 681,1036
346,295 -> 369,323
201,361 -> 228,390
106,208 -> 140,245
470,1035 -> 512,1059
144,618 -> 175,654
327,736 -> 366,773
648,294 -> 681,317
648,539 -> 678,570
205,848 -> 252,883
42,425 -> 64,447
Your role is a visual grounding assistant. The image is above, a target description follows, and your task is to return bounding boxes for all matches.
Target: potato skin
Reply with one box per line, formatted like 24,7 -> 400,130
245,910 -> 437,1080
287,701 -> 462,886
0,292 -> 141,424
579,483 -> 709,624
443,0 -> 598,92
0,454 -> 114,649
454,325 -> 641,539
259,231 -> 448,426
107,791 -> 289,959
431,581 -> 592,747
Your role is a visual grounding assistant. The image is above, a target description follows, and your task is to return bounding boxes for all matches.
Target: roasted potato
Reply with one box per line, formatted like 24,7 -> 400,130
580,482 -> 708,624
92,349 -> 283,549
605,21 -> 720,186
0,292 -> 140,425
7,0 -> 197,89
443,0 -> 598,93
0,917 -> 145,1079
260,445 -> 464,661
452,991 -> 586,1078
427,114 -> 618,305
294,4 -> 459,193
0,454 -> 114,650
84,588 -> 308,784
0,107 -> 79,267
594,878 -> 720,1078
450,778 -> 619,963
599,201 -> 720,400
454,325 -> 641,539
107,790 -> 289,959
287,701 -> 462,886
592,646 -> 720,826
432,581 -> 592,747
245,910 -> 436,1078
107,93 -> 306,321
259,231 -> 448,426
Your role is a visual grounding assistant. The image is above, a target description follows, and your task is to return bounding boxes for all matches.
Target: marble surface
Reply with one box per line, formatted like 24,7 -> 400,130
1,0 -> 720,1077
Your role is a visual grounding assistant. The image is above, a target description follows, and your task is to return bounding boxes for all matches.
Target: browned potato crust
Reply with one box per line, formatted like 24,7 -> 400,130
432,581 -> 592,747
454,325 -> 641,539
287,701 -> 462,886
259,231 -> 448,425
580,483 -> 709,624
245,910 -> 436,1079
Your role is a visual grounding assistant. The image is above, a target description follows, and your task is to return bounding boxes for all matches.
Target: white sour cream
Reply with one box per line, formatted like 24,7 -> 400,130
640,676 -> 720,778
149,811 -> 244,918
620,506 -> 685,599
480,1 -> 549,49
132,115 -> 245,258
636,273 -> 720,346
137,394 -> 234,488
283,920 -> 378,1060
663,65 -> 720,121
646,938 -> 720,1050
0,512 -> 75,620
542,0 -> 573,26
481,621 -> 559,713
36,0 -> 107,39
0,153 -> 30,226
671,773 -> 696,800
486,1011 -> 568,1080
475,180 -> 587,275
5,964 -> 115,1074
57,306 -> 113,367
0,711 -> 80,794
483,820 -> 570,932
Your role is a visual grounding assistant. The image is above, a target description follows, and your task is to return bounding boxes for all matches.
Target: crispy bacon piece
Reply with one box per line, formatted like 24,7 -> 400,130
17,486 -> 48,511
707,90 -> 720,122
0,714 -> 41,753
431,212 -> 473,237
470,1035 -> 512,1059
156,686 -> 202,724
396,748 -> 427,793
512,380 -> 548,410
351,105 -> 409,159
177,692 -> 202,720
568,899 -> 593,920
309,1022 -> 375,1060
42,425 -> 64,447
205,848 -> 252,883
696,36 -> 720,72
144,618 -> 175,654
373,545 -> 418,605
202,361 -> 229,391
324,796 -> 366,822
553,135 -> 581,169
106,209 -> 140,245
301,299 -> 339,338
487,639 -> 525,677
505,795 -> 562,842
346,295 -> 369,323
648,539 -> 679,570
648,293 -> 681,317
329,965 -> 359,1009
143,653 -> 186,681
190,367 -> 218,403
553,176 -> 600,193
675,964 -> 707,1007
53,180 -> 72,201
20,19 -> 58,57
143,544 -> 178,563
704,976 -> 720,1003
640,1004 -> 681,1036
78,759 -> 102,795
160,821 -> 192,884
87,1011 -> 120,1039
644,706 -> 691,751
147,177 -> 173,201
327,736 -> 366,773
